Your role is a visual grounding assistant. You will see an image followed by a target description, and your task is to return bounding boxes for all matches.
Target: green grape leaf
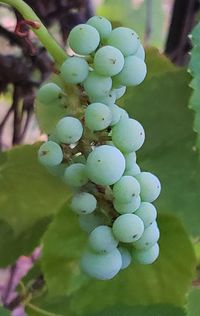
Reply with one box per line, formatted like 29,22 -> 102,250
186,288 -> 200,316
0,307 -> 11,316
0,144 -> 69,265
42,212 -> 195,313
41,204 -> 88,296
87,304 -> 185,316
97,0 -> 164,48
26,296 -> 72,316
188,22 -> 200,151
121,49 -> 200,237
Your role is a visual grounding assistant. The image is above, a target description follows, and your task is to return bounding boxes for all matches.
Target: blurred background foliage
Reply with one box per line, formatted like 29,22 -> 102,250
1,1 -> 200,315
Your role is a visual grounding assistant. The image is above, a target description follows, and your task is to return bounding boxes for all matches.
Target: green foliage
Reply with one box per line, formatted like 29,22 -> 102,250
41,204 -> 88,296
186,288 -> 200,316
0,144 -> 69,265
87,304 -> 185,316
41,208 -> 195,314
0,307 -> 10,316
26,296 -> 72,316
188,22 -> 200,151
121,48 -> 200,237
97,0 -> 164,48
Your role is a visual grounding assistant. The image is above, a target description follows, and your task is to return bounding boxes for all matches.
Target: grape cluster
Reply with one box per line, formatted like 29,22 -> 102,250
37,16 -> 161,280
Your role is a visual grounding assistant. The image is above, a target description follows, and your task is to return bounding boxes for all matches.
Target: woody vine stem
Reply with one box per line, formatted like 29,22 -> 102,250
0,0 -> 67,65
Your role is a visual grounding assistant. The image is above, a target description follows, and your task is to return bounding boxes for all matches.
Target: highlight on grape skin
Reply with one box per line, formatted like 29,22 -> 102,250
37,15 -> 161,280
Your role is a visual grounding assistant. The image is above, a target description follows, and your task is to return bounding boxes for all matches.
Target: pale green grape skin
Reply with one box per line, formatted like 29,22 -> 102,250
71,192 -> 97,215
114,56 -> 147,86
113,176 -> 140,203
135,172 -> 161,202
83,72 -> 112,99
124,164 -> 141,176
85,103 -> 112,131
60,56 -> 89,84
86,145 -> 125,185
118,247 -> 132,269
87,16 -> 112,40
107,27 -> 139,56
113,213 -> 144,243
107,103 -> 122,126
114,86 -> 126,99
89,90 -> 116,105
68,24 -> 100,55
81,248 -> 122,280
55,117 -> 83,144
120,108 -> 129,120
112,118 -> 145,152
37,83 -> 62,104
38,141 -> 63,167
113,195 -> 141,214
89,225 -> 119,253
94,46 -> 124,76
124,152 -> 137,170
135,43 -> 145,61
133,243 -> 159,265
64,163 -> 88,187
135,202 -> 157,228
79,212 -> 106,233
133,221 -> 160,250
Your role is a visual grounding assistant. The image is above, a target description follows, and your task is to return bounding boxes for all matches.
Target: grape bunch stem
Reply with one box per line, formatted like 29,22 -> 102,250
0,0 -> 67,65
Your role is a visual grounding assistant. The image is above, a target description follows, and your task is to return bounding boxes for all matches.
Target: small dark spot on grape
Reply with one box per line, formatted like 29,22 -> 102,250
140,132 -> 143,136
82,210 -> 87,213
132,193 -> 135,197
145,242 -> 149,245
102,118 -> 105,121
98,159 -> 101,162
41,150 -> 48,156
132,234 -> 137,239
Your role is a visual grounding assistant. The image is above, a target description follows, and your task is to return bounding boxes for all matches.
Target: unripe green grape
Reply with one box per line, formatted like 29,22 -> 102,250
114,86 -> 126,99
79,212 -> 106,233
107,103 -> 122,126
81,248 -> 122,280
55,117 -> 83,144
135,172 -> 161,202
124,164 -> 141,176
94,46 -> 124,76
133,243 -> 159,265
113,176 -> 140,203
112,118 -> 145,152
89,90 -> 116,105
114,56 -> 147,86
83,72 -> 112,99
124,152 -> 137,170
113,214 -> 144,243
135,43 -> 145,61
107,27 -> 139,56
120,108 -> 129,120
64,163 -> 88,187
37,83 -> 62,104
71,192 -> 97,215
60,56 -> 89,84
87,16 -> 112,40
135,202 -> 157,228
89,225 -> 118,253
38,141 -> 63,167
113,195 -> 141,214
133,221 -> 160,250
68,24 -> 100,55
86,145 -> 125,185
85,103 -> 112,131
118,246 -> 132,269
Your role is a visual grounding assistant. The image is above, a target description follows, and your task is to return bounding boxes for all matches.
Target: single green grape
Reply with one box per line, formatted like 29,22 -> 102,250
68,24 -> 100,55
37,83 -> 62,104
113,176 -> 140,203
83,72 -> 112,99
64,163 -> 88,188
85,103 -> 112,131
113,195 -> 141,214
38,141 -> 63,167
87,16 -> 112,40
89,225 -> 119,253
133,221 -> 160,250
71,192 -> 97,215
135,202 -> 157,228
94,46 -> 124,76
133,243 -> 159,265
60,56 -> 89,84
135,172 -> 161,202
55,116 -> 83,144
